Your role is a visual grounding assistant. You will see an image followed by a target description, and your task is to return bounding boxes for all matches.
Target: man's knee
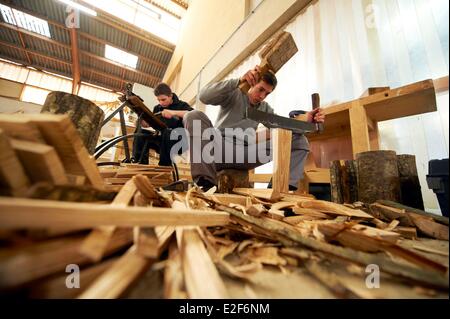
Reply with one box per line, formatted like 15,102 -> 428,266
183,110 -> 212,129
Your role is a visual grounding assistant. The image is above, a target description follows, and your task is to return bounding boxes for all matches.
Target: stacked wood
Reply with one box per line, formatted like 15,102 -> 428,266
0,114 -> 104,190
100,164 -> 174,191
0,115 -> 448,299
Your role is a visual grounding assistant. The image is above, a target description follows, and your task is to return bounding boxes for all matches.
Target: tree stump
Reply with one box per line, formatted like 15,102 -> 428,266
41,91 -> 104,154
217,169 -> 251,193
356,150 -> 400,204
397,154 -> 424,210
330,160 -> 358,204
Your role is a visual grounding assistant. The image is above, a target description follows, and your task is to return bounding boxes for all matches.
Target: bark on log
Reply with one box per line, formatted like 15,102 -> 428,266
330,160 -> 358,204
397,154 -> 424,210
356,150 -> 400,204
41,91 -> 104,154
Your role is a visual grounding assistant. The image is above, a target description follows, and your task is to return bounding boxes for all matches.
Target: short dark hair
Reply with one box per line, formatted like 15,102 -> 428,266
154,83 -> 172,96
261,70 -> 277,90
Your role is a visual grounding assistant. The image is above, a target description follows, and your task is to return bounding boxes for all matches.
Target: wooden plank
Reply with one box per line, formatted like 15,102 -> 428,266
80,179 -> 137,261
361,79 -> 437,121
349,101 -> 371,156
77,246 -> 152,299
272,128 -> 292,197
0,197 -> 229,229
10,139 -> 68,185
299,200 -> 373,218
78,227 -> 174,298
20,114 -> 104,189
164,238 -> 187,299
376,200 -> 449,226
360,86 -> 390,97
0,115 -> 45,143
407,213 -> 449,241
180,228 -> 229,298
0,129 -> 30,196
0,229 -> 132,290
207,194 -> 252,207
28,257 -> 118,299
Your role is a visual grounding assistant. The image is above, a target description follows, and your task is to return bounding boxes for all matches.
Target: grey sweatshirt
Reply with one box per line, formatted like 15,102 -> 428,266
199,78 -> 274,137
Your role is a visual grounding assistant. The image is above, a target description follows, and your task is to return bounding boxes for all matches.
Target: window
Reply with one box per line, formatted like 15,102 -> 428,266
105,44 -> 138,69
0,4 -> 51,38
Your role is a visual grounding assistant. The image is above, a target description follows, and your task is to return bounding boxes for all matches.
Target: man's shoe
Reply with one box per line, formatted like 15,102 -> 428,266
196,177 -> 217,192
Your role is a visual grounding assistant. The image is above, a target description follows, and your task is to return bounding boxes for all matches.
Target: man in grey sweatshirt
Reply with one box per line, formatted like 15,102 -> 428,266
182,65 -> 325,191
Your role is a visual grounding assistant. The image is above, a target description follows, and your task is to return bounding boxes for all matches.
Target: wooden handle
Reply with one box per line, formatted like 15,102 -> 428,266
238,81 -> 251,93
311,93 -> 323,132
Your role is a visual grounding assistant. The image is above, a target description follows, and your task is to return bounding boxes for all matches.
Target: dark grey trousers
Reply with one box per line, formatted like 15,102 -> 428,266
183,110 -> 309,187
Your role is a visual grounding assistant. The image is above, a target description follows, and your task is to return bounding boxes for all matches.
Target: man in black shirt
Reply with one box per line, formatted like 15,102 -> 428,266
132,83 -> 192,165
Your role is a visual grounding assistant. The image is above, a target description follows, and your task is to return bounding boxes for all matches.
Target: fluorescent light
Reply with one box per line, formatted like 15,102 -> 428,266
56,0 -> 97,16
105,44 -> 138,69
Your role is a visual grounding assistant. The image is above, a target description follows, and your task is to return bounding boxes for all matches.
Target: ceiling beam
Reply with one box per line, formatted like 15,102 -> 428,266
0,23 -> 161,85
69,27 -> 81,94
170,0 -> 188,10
0,39 -> 156,92
3,1 -> 174,53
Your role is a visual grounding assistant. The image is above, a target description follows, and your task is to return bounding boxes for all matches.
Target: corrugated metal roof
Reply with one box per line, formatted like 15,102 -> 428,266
0,0 -> 176,92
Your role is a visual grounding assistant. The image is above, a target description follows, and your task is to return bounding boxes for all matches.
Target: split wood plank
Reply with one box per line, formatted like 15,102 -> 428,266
0,229 -> 132,290
299,200 -> 373,218
20,114 -> 104,189
28,257 -> 118,299
180,228 -> 229,298
0,197 -> 230,230
376,200 -> 449,226
0,129 -> 30,196
407,213 -> 449,241
80,179 -> 137,261
10,138 -> 68,185
78,226 -> 175,298
271,128 -> 292,199
77,246 -> 152,299
0,114 -> 46,143
164,238 -> 187,299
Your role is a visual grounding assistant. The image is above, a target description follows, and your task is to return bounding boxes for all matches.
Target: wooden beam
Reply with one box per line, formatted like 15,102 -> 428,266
272,128 -> 292,198
70,27 -> 81,94
0,197 -> 229,229
10,139 -> 68,185
349,101 -> 370,156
